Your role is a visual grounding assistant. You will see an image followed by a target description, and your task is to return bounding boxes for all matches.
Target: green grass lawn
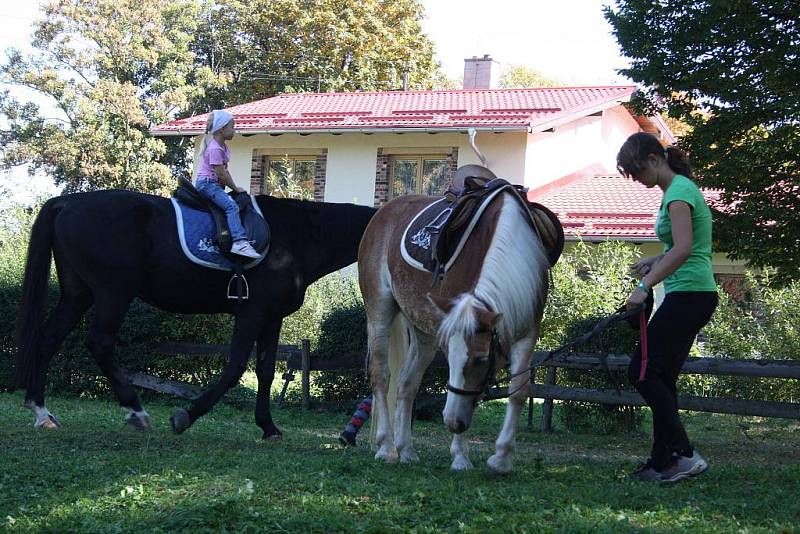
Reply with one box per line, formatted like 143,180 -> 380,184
1,391 -> 798,533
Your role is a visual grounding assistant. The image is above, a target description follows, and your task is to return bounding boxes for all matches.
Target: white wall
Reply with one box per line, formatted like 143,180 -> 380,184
523,105 -> 642,190
208,130 -> 529,206
188,106 -> 640,206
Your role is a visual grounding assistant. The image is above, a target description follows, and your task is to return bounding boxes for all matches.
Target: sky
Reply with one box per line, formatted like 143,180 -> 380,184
0,0 -> 630,203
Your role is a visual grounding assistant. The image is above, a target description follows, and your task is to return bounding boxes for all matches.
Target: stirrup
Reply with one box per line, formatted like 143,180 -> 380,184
227,272 -> 250,300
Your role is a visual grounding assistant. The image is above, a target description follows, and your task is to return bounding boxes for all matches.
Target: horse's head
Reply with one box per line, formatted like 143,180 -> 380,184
429,293 -> 504,434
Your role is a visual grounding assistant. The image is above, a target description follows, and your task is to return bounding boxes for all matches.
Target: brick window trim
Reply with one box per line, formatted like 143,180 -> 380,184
373,146 -> 458,208
250,148 -> 328,201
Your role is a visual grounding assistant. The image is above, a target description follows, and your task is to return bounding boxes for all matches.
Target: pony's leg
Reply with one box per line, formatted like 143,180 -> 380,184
487,335 -> 536,475
254,318 -> 282,440
171,313 -> 262,433
394,328 -> 436,463
450,433 -> 473,470
86,292 -> 150,430
25,292 -> 93,429
367,307 -> 399,463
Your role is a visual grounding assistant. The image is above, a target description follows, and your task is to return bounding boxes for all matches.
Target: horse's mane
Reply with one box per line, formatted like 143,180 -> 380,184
438,195 -> 549,344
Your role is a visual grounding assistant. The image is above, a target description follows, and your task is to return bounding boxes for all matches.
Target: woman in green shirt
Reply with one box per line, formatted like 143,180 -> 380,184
617,132 -> 718,484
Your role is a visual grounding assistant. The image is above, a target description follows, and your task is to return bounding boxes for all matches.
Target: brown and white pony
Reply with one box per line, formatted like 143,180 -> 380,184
358,188 -> 549,474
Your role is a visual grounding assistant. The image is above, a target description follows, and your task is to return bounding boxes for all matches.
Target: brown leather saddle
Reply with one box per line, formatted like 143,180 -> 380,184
172,177 -> 270,259
401,165 -> 564,284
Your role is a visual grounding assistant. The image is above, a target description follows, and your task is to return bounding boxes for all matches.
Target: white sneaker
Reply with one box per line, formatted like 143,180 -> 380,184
230,240 -> 260,259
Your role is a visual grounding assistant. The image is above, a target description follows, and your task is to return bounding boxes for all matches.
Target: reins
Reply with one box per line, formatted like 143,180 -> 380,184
453,304 -> 648,402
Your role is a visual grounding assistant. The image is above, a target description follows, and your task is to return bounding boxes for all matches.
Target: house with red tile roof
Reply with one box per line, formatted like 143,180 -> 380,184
151,56 -> 745,283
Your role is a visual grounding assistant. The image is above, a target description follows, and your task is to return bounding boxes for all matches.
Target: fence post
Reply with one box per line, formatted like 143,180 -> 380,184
301,339 -> 311,410
541,367 -> 557,432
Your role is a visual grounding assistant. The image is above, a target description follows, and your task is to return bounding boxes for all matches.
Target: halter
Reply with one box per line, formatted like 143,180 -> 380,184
445,330 -> 502,402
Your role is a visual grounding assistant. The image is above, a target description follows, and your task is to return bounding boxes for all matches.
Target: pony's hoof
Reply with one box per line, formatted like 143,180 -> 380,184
399,450 -> 420,463
375,447 -> 399,463
127,412 -> 151,432
451,457 -> 473,471
486,454 -> 512,476
262,432 -> 283,442
170,409 -> 191,434
34,414 -> 61,430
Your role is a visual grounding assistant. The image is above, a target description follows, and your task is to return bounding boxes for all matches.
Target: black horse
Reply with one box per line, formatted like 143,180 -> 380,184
15,189 -> 375,438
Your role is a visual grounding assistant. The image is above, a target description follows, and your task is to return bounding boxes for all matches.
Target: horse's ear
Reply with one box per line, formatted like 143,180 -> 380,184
427,293 -> 455,316
476,307 -> 503,328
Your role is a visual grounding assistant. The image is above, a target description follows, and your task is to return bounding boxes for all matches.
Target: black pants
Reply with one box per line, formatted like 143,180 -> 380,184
627,291 -> 718,470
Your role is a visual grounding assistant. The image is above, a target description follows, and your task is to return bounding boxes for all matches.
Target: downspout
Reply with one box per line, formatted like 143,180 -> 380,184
467,128 -> 488,167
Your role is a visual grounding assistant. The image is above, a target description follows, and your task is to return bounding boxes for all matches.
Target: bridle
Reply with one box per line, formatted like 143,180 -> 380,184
445,304 -> 647,403
445,329 -> 502,403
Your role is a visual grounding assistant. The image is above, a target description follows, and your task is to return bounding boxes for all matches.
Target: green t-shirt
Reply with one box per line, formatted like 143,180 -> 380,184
655,175 -> 717,293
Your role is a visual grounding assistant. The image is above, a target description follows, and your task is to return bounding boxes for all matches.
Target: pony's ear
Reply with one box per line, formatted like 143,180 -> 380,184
427,293 -> 455,316
476,307 -> 503,329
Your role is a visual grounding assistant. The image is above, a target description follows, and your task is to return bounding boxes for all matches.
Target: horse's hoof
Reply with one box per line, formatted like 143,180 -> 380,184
451,457 -> 473,471
262,432 -> 283,442
34,414 -> 61,430
375,448 -> 399,463
127,413 -> 151,432
170,409 -> 191,434
399,450 -> 420,463
486,455 -> 512,476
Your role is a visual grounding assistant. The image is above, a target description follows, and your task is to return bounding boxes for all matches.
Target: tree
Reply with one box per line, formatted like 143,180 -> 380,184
605,1 -> 800,282
2,0 -> 441,194
498,64 -> 559,89
0,0 -> 221,195
188,0 -> 439,106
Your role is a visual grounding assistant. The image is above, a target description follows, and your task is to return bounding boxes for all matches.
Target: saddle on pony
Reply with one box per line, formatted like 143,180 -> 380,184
401,165 -> 564,283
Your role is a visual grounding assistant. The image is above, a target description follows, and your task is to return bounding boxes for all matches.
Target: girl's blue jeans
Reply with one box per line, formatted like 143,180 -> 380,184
195,178 -> 247,242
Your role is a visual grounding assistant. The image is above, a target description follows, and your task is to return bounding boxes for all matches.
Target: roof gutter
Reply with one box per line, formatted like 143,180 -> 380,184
564,235 -> 660,243
150,125 -> 530,137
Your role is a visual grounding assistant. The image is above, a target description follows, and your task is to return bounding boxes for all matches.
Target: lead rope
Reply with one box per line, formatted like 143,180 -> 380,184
638,309 -> 649,382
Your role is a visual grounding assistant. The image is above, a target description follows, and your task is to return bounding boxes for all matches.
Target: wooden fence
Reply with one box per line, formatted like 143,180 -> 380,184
125,341 -> 800,428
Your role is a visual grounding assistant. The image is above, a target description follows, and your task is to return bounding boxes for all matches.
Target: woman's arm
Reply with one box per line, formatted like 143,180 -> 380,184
627,200 -> 692,308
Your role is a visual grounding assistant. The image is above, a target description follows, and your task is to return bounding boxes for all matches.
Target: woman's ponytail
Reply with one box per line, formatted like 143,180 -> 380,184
665,146 -> 693,179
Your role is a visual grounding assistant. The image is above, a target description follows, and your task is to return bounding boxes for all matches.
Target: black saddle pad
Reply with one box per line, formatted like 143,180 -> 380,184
400,187 -> 506,274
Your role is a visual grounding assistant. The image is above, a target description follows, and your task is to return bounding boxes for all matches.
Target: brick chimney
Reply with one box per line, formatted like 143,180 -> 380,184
463,54 -> 499,90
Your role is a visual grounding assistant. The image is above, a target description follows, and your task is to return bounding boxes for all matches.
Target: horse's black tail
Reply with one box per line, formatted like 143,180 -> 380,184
15,197 -> 61,390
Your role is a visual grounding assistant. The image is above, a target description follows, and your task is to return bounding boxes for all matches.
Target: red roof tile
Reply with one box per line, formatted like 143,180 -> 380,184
151,86 -> 636,135
529,174 -> 720,241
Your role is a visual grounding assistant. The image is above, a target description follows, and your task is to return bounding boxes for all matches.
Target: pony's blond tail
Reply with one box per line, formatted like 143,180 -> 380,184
368,313 -> 409,450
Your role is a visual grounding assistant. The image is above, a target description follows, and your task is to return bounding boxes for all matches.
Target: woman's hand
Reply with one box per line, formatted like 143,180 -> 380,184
630,256 -> 660,278
627,285 -> 648,310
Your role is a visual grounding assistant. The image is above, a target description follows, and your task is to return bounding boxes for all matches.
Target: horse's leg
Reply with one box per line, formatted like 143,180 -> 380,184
171,313 -> 262,433
25,291 -> 93,428
394,327 -> 436,463
487,335 -> 536,475
254,318 -> 282,440
367,305 -> 399,463
86,292 -> 150,430
450,433 -> 473,470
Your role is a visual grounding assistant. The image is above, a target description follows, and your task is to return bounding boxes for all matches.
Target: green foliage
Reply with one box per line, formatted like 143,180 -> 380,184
498,64 -> 560,89
1,0 -> 441,193
0,0 -> 216,194
689,271 -> 800,402
605,2 -> 800,282
542,240 -> 645,433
